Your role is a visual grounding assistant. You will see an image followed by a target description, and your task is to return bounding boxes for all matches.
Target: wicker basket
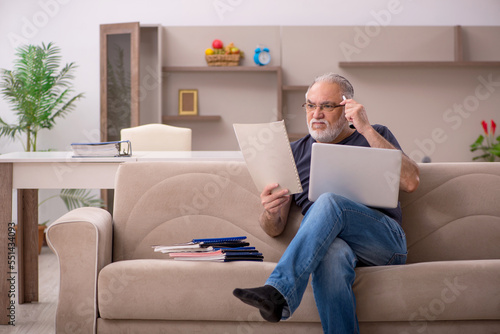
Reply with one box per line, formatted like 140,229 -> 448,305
205,54 -> 241,66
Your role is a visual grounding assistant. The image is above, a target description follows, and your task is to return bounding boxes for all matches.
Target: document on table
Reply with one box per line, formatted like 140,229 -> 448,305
71,140 -> 132,157
233,120 -> 303,194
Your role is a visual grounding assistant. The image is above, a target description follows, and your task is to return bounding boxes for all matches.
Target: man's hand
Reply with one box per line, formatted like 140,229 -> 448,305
261,183 -> 291,215
341,98 -> 420,193
341,98 -> 371,135
259,183 -> 292,237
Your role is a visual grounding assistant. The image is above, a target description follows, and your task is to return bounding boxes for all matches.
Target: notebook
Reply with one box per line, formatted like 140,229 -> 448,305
308,143 -> 402,208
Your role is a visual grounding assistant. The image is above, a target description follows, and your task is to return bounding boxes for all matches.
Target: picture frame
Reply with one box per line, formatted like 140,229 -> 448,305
178,89 -> 198,116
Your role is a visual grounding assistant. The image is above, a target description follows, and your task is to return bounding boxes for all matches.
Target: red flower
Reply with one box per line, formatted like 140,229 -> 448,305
492,120 -> 497,136
482,120 -> 488,135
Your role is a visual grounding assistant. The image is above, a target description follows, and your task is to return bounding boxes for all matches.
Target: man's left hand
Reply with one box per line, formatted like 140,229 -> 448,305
342,98 -> 371,134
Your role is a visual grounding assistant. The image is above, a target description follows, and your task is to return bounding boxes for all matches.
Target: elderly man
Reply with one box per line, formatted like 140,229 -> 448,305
233,73 -> 420,333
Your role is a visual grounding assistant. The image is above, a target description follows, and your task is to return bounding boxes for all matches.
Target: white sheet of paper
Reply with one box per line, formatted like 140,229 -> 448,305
233,120 -> 303,194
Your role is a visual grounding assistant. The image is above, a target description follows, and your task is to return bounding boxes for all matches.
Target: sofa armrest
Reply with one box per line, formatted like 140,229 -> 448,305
46,207 -> 113,334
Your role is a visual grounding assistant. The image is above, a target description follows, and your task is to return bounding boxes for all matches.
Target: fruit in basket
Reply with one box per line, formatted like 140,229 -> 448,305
212,39 -> 223,49
224,42 -> 234,55
205,40 -> 244,65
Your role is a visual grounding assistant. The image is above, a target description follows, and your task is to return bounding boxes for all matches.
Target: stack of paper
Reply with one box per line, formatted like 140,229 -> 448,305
71,140 -> 132,157
152,236 -> 263,262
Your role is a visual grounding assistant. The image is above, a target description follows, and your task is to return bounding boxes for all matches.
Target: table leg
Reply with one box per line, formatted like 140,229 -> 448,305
0,163 -> 13,325
17,189 -> 39,304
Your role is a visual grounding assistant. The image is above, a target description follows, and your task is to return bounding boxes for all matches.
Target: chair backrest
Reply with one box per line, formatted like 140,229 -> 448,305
120,123 -> 192,151
399,162 -> 500,263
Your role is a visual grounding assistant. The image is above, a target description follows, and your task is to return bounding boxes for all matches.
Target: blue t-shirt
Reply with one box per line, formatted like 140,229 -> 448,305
290,124 -> 403,225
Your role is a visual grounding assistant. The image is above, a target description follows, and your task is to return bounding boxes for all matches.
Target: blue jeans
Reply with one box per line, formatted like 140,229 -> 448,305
265,193 -> 407,334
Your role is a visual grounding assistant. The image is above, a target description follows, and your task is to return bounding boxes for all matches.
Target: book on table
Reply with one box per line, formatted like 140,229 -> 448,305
152,236 -> 263,262
71,140 -> 132,157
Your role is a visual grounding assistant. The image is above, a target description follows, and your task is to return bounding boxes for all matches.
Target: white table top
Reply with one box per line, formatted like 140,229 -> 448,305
0,151 -> 244,163
1,151 -> 244,189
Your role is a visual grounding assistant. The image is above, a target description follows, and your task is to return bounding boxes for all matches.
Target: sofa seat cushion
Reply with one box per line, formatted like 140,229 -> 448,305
354,259 -> 500,323
97,259 -> 320,322
98,258 -> 500,324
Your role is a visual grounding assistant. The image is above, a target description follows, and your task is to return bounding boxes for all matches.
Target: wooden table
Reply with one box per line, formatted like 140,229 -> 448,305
0,151 -> 243,325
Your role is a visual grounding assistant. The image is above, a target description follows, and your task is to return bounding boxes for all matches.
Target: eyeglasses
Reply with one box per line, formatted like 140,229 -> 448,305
301,102 -> 344,113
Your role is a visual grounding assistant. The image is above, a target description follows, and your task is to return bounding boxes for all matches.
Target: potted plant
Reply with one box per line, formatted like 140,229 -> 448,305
0,42 -> 84,151
0,42 -> 103,252
470,120 -> 500,162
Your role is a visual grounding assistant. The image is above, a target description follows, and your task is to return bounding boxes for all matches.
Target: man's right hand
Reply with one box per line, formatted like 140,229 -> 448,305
259,183 -> 292,237
261,183 -> 291,215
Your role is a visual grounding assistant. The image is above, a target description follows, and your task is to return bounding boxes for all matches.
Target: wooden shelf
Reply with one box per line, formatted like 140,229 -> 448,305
162,115 -> 221,122
339,61 -> 500,68
162,66 -> 281,73
338,26 -> 500,68
162,65 -> 283,120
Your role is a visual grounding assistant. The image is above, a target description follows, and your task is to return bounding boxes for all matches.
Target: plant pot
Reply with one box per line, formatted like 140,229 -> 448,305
14,225 -> 46,254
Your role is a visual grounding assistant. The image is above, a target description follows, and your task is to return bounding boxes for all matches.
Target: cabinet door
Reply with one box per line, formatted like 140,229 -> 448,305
100,22 -> 140,142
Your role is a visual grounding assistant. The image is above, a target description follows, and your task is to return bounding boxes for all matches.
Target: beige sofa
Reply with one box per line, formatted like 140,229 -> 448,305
47,161 -> 500,334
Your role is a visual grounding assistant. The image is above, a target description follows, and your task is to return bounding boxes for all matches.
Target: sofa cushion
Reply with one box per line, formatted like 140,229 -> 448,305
112,161 -> 302,263
354,259 -> 500,323
97,259 -> 320,322
399,163 -> 500,263
98,258 -> 500,325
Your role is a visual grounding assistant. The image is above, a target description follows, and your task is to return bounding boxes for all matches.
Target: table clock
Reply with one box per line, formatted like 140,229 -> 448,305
254,47 -> 271,66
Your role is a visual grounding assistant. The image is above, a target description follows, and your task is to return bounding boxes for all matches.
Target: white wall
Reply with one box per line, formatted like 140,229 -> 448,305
1,0 -> 499,154
0,0 -> 499,223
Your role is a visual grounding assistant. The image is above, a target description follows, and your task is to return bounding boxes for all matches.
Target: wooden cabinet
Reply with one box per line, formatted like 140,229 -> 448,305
99,22 -> 162,211
161,65 -> 285,149
99,24 -> 499,152
99,22 -> 162,142
338,26 -> 500,68
161,65 -> 283,122
282,85 -> 308,140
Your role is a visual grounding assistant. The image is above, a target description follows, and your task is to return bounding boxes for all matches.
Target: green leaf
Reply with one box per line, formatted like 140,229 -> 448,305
475,134 -> 484,144
471,135 -> 484,147
472,153 -> 491,161
0,42 -> 84,151
470,135 -> 485,151
489,146 -> 500,157
59,189 -> 105,211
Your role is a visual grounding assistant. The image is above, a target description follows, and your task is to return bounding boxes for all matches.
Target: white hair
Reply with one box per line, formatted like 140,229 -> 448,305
305,73 -> 354,100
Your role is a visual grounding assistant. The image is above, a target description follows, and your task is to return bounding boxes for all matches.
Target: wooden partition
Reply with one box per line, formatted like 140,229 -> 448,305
158,25 -> 500,162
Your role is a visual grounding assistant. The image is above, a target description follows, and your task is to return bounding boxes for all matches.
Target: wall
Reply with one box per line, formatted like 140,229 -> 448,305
280,26 -> 500,163
1,0 -> 499,157
161,25 -> 500,163
162,26 -> 282,150
0,0 -> 499,223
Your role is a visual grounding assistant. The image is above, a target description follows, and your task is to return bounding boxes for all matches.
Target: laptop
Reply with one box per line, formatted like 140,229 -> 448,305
308,143 -> 402,208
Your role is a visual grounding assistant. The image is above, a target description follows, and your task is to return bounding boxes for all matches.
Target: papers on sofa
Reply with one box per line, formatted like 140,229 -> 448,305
233,120 -> 303,194
152,236 -> 263,262
169,249 -> 264,262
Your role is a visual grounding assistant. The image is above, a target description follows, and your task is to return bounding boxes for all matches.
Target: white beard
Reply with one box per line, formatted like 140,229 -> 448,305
308,118 -> 347,143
